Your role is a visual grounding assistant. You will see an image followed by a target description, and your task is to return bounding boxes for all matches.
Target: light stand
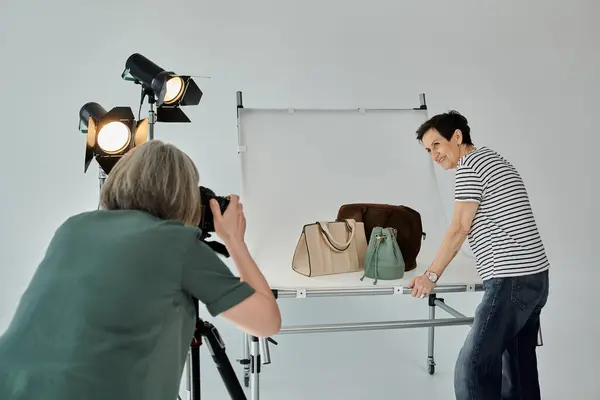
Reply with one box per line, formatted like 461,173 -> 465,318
98,168 -> 108,193
146,89 -> 156,141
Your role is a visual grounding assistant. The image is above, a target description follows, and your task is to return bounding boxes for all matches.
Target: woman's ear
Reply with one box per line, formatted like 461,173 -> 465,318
454,129 -> 463,145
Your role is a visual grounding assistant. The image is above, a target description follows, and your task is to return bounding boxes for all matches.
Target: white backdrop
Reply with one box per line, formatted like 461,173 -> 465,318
0,0 -> 598,399
237,106 -> 478,288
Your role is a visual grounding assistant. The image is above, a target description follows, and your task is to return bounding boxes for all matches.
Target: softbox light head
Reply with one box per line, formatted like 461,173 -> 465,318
79,102 -> 148,174
121,53 -> 203,108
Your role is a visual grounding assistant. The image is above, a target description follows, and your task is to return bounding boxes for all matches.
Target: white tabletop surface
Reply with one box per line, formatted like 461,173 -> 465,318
259,246 -> 482,291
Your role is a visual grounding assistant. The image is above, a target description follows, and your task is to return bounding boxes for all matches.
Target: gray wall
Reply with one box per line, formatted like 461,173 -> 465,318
0,1 -> 597,399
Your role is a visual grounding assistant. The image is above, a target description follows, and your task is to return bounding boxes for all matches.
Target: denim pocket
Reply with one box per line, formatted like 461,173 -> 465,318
510,272 -> 548,310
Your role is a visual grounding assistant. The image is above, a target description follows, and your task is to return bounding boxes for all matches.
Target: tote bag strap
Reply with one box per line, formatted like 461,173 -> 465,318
317,219 -> 356,252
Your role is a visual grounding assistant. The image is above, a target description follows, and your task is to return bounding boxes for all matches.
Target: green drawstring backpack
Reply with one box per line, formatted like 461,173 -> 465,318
360,227 -> 405,285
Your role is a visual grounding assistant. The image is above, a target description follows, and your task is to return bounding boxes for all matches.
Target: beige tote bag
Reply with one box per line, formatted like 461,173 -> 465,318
292,219 -> 368,277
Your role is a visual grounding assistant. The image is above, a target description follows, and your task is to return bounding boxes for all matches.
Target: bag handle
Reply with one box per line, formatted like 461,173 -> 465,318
317,219 -> 356,252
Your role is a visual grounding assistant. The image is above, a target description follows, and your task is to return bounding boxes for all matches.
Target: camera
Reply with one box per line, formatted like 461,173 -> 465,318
199,186 -> 230,236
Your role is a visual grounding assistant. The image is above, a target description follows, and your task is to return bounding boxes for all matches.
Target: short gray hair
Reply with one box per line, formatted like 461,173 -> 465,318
99,140 -> 202,226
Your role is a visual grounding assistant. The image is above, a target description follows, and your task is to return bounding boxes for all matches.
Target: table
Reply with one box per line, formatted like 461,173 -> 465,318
236,248 -> 484,400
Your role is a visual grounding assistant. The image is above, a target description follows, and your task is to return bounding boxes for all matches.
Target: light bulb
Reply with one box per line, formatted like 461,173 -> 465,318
97,121 -> 131,153
164,76 -> 184,104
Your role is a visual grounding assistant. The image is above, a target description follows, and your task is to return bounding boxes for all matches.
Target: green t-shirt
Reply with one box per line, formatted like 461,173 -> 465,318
0,209 -> 255,400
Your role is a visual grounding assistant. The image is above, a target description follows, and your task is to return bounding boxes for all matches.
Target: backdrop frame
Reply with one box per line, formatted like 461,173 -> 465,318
230,91 -> 491,400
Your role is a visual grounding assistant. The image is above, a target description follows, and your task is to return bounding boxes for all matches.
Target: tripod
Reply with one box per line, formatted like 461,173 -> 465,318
180,297 -> 248,400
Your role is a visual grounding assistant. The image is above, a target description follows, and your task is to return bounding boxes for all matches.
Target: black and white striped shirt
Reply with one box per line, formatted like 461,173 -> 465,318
454,146 -> 550,280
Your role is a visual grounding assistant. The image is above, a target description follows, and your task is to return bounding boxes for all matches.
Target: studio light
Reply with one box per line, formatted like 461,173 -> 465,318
121,53 -> 203,137
79,102 -> 148,175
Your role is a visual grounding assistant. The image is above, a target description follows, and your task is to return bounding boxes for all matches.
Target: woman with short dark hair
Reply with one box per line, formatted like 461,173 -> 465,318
410,111 -> 549,400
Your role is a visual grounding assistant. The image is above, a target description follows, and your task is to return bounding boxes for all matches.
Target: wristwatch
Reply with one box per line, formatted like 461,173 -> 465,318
425,271 -> 439,283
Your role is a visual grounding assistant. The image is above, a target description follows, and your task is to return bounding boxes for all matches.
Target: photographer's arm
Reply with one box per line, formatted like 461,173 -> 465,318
209,196 -> 281,335
182,239 -> 281,338
220,239 -> 281,336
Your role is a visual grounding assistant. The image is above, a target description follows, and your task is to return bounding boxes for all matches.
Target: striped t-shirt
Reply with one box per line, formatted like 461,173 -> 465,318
454,146 -> 550,280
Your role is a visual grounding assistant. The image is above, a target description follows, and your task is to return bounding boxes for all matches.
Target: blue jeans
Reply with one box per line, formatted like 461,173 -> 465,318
454,270 -> 549,400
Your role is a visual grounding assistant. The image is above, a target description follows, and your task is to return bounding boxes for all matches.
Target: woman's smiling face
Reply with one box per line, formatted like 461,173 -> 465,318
421,128 -> 463,169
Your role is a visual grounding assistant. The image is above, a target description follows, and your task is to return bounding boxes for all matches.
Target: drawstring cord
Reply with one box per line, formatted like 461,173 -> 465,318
361,234 -> 384,285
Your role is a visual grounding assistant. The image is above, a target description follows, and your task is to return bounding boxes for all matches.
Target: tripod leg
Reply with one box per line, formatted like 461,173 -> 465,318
187,350 -> 193,400
191,343 -> 201,400
249,336 -> 260,400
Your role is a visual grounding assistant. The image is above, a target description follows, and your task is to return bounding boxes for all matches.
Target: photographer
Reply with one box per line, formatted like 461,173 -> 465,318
0,140 -> 281,399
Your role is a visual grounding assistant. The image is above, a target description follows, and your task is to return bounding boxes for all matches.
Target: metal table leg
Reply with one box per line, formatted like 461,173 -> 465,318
237,333 -> 250,387
427,294 -> 436,375
249,336 -> 260,399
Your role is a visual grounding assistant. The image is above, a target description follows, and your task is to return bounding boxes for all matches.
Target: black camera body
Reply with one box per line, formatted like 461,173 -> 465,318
199,186 -> 230,234
198,186 -> 230,258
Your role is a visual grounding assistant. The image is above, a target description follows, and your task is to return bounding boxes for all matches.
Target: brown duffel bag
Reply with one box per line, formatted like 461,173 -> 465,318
336,203 -> 426,272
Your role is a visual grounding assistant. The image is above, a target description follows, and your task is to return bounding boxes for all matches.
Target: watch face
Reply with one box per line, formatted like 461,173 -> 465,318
427,272 -> 438,282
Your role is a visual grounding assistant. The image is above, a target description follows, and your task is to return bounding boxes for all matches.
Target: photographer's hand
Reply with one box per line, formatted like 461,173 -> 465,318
210,195 -> 246,244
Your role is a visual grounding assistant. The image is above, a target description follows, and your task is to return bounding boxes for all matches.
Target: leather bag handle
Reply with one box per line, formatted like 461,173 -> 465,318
317,219 -> 356,252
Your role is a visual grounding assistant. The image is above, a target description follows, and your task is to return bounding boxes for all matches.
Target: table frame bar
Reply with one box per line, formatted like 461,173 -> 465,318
236,285 -> 492,399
